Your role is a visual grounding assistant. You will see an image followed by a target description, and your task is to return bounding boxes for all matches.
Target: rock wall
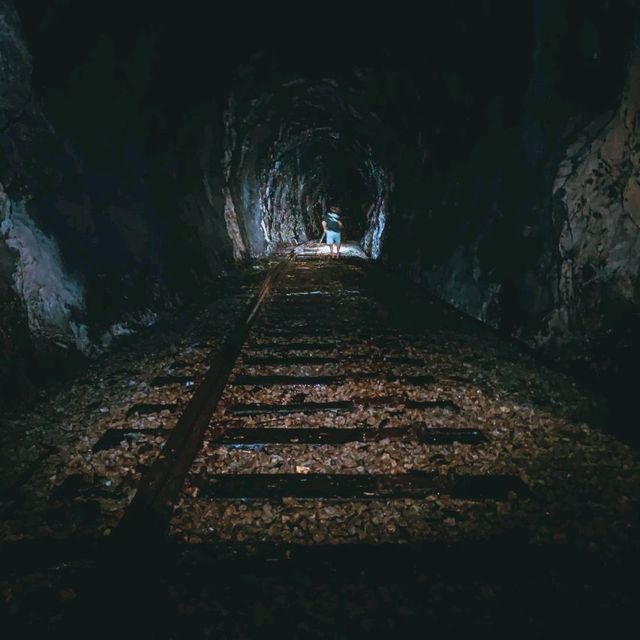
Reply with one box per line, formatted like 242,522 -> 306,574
0,187 -> 88,351
547,52 -> 640,373
0,0 -> 80,405
0,1 -> 237,408
382,0 -> 640,417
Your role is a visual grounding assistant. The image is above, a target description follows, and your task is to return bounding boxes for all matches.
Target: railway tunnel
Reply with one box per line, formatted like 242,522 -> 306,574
2,0 -> 640,636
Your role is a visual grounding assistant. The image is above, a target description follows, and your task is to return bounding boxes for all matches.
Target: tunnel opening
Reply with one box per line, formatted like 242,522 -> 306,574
222,69 -> 391,259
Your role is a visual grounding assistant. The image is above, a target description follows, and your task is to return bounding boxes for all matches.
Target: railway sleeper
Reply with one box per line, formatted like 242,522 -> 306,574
230,374 -> 437,386
242,355 -> 342,365
216,426 -> 487,445
245,342 -> 337,351
226,398 -> 460,416
92,428 -> 171,453
150,375 -> 196,387
256,328 -> 336,337
247,336 -> 407,349
192,472 -> 530,501
240,355 -> 374,365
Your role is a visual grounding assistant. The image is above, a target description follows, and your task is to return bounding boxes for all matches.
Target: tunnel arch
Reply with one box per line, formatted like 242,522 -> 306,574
221,64 -> 393,258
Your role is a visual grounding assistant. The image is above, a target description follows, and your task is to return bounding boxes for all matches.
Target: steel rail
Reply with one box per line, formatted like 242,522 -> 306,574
114,254 -> 295,543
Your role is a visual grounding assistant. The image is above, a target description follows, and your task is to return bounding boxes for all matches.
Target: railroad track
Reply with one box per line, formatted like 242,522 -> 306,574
9,245 -> 639,637
111,246 -> 529,551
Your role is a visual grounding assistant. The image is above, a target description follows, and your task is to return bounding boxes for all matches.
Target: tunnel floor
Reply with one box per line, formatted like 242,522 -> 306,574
1,254 -> 639,637
293,240 -> 369,259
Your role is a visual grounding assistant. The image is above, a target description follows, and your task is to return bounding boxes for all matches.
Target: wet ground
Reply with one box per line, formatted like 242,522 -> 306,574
1,251 -> 639,638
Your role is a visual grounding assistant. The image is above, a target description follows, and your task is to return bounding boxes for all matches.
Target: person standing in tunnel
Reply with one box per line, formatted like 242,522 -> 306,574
323,204 -> 343,258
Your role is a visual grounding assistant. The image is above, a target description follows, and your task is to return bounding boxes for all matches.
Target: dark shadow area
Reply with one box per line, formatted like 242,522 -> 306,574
1,535 -> 637,638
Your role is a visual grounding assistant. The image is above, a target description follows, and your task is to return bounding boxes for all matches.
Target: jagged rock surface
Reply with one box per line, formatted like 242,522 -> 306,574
548,55 -> 640,367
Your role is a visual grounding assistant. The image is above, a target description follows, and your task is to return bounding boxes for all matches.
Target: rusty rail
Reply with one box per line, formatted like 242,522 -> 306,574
114,257 -> 292,543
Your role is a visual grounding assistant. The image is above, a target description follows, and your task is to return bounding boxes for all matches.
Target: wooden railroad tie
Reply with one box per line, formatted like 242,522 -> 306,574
190,472 -> 530,501
92,425 -> 486,453
227,398 -> 460,416
216,426 -> 487,446
230,374 -> 436,386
